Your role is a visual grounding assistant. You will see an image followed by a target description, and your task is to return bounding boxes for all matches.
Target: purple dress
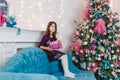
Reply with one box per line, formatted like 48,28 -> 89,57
38,35 -> 65,62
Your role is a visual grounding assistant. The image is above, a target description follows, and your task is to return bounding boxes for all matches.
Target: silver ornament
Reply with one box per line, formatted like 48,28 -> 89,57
111,50 -> 114,53
72,56 -> 76,61
83,42 -> 88,45
92,51 -> 96,55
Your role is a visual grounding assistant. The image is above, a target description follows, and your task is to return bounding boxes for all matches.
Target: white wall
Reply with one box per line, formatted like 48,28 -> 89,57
114,0 -> 120,13
57,0 -> 87,51
114,0 -> 120,23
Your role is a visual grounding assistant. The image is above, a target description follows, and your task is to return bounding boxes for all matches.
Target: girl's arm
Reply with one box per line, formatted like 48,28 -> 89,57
40,46 -> 53,51
38,35 -> 52,51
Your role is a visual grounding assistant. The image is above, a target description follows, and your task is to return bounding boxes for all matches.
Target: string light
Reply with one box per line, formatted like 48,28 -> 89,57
51,11 -> 54,14
38,2 -> 42,6
21,5 -> 24,9
29,6 -> 32,9
32,14 -> 36,19
49,15 -> 52,19
42,24 -> 45,27
30,28 -> 33,30
21,0 -> 25,4
58,15 -> 61,19
10,0 -> 65,31
30,24 -> 33,27
49,0 -> 52,3
59,36 -> 63,40
59,0 -> 64,27
18,14 -> 22,18
27,19 -> 32,23
61,23 -> 63,27
20,10 -> 23,14
38,2 -> 42,11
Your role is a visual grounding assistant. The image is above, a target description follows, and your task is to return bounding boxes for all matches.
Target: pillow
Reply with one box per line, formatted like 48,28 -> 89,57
50,40 -> 62,49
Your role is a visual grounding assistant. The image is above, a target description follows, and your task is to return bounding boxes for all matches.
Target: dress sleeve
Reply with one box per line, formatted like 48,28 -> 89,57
38,35 -> 47,47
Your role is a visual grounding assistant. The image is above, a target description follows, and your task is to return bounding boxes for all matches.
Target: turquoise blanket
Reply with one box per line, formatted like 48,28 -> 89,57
0,47 -> 96,80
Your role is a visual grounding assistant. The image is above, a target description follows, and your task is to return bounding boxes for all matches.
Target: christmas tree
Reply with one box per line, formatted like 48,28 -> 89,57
69,0 -> 120,80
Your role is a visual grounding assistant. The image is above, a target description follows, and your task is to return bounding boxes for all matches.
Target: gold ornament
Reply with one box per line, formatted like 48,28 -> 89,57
107,24 -> 110,28
86,35 -> 90,40
90,15 -> 93,18
79,22 -> 83,28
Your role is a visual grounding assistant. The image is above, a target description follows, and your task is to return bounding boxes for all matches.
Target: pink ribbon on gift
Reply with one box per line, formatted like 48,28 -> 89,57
50,40 -> 62,49
94,19 -> 106,35
0,10 -> 5,26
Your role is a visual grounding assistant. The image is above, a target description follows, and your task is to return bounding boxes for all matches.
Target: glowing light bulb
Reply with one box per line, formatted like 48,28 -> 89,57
30,24 -> 33,27
61,24 -> 63,26
41,24 -> 45,28
20,10 -> 24,14
51,11 -> 54,14
21,5 -> 24,9
49,15 -> 52,19
30,28 -> 33,30
27,20 -> 32,23
39,20 -> 41,23
29,6 -> 32,9
60,4 -> 63,7
49,0 -> 51,3
19,18 -> 23,22
38,2 -> 42,6
58,15 -> 61,19
61,11 -> 64,15
39,7 -> 42,10
19,14 -> 22,18
32,15 -> 36,19
21,1 -> 25,4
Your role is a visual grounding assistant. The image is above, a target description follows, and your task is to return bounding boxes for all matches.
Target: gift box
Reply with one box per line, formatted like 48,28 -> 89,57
0,0 -> 7,15
50,40 -> 62,49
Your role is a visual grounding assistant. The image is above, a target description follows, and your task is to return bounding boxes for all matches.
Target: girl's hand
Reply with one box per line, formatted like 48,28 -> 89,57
60,45 -> 63,48
47,47 -> 53,51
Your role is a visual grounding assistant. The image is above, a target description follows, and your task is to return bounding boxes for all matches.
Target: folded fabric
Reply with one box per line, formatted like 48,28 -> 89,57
0,72 -> 58,80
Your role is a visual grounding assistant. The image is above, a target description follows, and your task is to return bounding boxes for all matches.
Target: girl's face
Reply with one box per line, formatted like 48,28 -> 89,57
49,23 -> 56,33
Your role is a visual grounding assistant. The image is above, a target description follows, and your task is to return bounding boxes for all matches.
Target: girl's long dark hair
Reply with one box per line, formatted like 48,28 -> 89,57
44,21 -> 57,40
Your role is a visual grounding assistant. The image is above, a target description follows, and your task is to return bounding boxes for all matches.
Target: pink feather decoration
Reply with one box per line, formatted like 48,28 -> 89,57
94,19 -> 106,35
69,41 -> 81,52
82,1 -> 91,20
91,62 -> 99,73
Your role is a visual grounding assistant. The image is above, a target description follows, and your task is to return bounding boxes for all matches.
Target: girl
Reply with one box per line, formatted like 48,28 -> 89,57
38,21 -> 76,78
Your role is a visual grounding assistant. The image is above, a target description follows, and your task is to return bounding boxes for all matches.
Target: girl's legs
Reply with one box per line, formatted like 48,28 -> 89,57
59,54 -> 76,78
